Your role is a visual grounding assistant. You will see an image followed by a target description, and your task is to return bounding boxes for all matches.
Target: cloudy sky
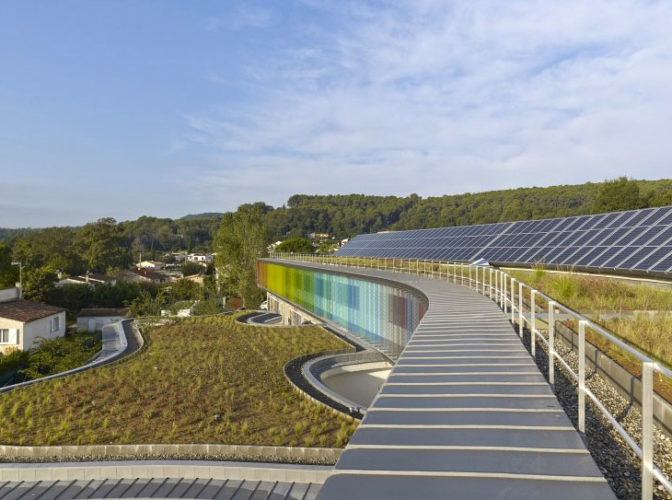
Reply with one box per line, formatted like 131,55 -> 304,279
1,0 -> 671,227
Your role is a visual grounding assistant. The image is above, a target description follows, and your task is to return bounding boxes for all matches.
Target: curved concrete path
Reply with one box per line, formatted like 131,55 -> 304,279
274,262 -> 615,499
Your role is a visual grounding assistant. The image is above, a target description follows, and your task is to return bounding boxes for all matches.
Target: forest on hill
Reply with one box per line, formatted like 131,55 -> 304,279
1,177 -> 671,277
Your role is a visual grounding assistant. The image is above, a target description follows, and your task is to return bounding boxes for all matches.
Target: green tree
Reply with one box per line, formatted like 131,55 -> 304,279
11,227 -> 82,274
181,261 -> 203,277
74,218 -> 129,273
214,203 -> 269,307
22,266 -> 58,303
170,279 -> 203,301
592,177 -> 643,213
0,244 -> 18,288
128,289 -> 166,317
275,237 -> 314,254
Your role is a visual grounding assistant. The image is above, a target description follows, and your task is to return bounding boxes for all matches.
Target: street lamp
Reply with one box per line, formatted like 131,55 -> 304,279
10,261 -> 22,297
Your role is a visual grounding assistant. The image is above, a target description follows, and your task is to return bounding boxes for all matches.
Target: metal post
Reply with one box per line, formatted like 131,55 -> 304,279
461,264 -> 464,285
469,266 -> 473,289
548,301 -> 556,386
499,271 -> 506,312
489,268 -> 493,298
642,361 -> 654,500
518,281 -> 523,338
510,278 -> 515,323
531,291 -> 536,358
578,320 -> 587,433
494,270 -> 499,303
482,267 -> 486,295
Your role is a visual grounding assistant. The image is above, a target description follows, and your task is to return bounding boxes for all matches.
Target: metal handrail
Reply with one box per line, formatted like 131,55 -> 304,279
267,252 -> 670,498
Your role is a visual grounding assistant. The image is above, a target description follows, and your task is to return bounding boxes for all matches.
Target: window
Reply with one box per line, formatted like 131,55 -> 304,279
51,316 -> 60,332
0,329 -> 17,344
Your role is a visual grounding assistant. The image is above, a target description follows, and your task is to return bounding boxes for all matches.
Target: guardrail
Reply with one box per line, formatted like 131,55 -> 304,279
268,252 -> 671,499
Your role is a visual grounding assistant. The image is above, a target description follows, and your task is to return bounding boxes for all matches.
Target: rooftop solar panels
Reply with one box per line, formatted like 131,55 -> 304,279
336,206 -> 672,276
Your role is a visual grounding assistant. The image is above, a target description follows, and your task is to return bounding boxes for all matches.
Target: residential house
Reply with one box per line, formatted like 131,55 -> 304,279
187,253 -> 214,265
137,260 -> 165,270
77,308 -> 128,333
56,273 -> 117,287
0,287 -> 66,354
116,269 -> 172,284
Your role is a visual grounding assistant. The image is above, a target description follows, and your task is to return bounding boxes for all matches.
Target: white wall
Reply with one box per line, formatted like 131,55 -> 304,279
77,315 -> 125,333
0,317 -> 22,355
22,312 -> 66,350
0,288 -> 20,304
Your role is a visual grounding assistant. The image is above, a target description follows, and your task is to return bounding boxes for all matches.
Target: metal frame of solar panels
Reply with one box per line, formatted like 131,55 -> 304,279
336,206 -> 672,278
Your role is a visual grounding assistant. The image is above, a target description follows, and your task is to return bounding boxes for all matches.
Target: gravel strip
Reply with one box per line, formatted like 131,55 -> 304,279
522,324 -> 672,499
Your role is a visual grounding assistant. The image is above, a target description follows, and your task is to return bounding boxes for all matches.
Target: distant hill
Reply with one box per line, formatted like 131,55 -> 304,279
0,227 -> 39,242
179,212 -> 225,220
2,178 -> 672,247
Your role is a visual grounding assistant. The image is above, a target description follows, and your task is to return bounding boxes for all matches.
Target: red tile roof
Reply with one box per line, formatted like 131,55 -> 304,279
0,300 -> 65,323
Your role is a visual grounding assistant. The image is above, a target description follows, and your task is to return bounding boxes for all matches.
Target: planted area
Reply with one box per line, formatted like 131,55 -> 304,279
0,315 -> 357,447
510,268 -> 672,372
0,331 -> 101,386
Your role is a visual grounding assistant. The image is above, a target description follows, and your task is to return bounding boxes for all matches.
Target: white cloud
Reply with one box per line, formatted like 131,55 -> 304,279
185,0 -> 672,208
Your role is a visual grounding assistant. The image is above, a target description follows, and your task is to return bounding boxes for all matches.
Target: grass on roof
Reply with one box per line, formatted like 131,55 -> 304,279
0,314 -> 357,447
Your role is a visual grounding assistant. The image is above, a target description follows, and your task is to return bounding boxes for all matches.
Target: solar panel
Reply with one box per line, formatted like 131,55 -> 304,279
334,206 -> 672,275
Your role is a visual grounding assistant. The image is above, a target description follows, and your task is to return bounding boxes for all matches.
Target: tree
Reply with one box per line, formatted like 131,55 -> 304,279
592,177 -> 643,213
214,203 -> 269,308
275,237 -> 314,254
22,266 -> 58,303
11,227 -> 82,274
0,244 -> 18,288
73,218 -> 130,273
170,279 -> 203,301
181,261 -> 203,277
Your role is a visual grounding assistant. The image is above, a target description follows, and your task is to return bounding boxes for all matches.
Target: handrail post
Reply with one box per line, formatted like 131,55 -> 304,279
642,361 -> 654,500
578,320 -> 587,433
469,266 -> 473,289
518,281 -> 523,338
489,268 -> 493,299
510,278 -> 515,323
461,264 -> 464,286
548,301 -> 556,386
494,270 -> 499,304
530,291 -> 536,358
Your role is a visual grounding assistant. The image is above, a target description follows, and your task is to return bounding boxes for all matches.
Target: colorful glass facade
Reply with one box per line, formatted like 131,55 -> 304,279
257,260 -> 427,358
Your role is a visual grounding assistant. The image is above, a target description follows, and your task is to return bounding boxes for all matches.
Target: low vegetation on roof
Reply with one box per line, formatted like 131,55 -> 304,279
0,315 -> 357,447
510,268 -> 672,382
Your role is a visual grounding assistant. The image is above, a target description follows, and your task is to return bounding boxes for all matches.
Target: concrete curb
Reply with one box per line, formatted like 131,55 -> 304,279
0,460 -> 333,483
0,443 -> 342,465
0,319 -> 137,394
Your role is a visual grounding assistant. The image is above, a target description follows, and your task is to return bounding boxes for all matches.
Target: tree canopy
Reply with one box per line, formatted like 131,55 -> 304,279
275,237 -> 314,254
214,203 -> 269,308
592,177 -> 644,213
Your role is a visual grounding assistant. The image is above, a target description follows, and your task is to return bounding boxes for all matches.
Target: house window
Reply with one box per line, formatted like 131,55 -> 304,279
0,329 -> 17,344
51,316 -> 60,332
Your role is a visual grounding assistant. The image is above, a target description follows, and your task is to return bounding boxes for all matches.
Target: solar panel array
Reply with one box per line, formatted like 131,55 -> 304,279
336,206 -> 672,276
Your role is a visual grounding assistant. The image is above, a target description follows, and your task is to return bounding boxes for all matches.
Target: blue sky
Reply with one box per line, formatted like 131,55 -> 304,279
1,0 -> 671,227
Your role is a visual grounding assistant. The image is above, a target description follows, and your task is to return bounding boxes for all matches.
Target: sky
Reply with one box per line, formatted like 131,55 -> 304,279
1,0 -> 672,227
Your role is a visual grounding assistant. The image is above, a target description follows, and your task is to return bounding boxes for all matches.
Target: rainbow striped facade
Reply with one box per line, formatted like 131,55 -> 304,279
257,260 -> 427,358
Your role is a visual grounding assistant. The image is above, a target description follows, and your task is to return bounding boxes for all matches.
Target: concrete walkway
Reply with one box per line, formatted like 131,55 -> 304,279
277,262 -> 615,499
